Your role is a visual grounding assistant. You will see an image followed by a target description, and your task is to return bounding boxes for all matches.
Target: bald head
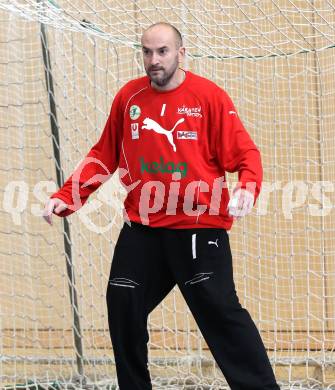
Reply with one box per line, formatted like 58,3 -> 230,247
141,22 -> 185,90
141,22 -> 183,49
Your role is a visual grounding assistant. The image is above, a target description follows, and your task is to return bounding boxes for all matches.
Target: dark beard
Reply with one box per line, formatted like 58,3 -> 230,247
147,57 -> 179,87
151,69 -> 175,87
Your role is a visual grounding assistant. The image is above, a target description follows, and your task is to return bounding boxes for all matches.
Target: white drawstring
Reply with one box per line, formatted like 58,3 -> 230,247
192,233 -> 197,259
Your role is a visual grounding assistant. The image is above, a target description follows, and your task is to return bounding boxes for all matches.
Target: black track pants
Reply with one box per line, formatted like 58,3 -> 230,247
106,222 -> 280,390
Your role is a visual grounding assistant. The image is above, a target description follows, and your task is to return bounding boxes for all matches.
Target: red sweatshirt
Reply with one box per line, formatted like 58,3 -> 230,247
51,70 -> 262,229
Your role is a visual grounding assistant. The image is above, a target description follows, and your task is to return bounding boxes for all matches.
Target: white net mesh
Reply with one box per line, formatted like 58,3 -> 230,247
1,1 -> 335,389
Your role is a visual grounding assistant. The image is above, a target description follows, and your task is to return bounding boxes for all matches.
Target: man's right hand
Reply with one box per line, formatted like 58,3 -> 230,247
43,198 -> 68,225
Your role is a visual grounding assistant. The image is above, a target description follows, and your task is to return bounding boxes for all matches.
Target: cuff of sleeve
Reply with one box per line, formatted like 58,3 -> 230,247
50,193 -> 75,217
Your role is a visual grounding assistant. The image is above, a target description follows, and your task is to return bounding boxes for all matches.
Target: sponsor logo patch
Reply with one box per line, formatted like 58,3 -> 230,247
177,105 -> 202,118
177,131 -> 197,140
130,105 -> 141,120
140,156 -> 187,178
131,123 -> 139,139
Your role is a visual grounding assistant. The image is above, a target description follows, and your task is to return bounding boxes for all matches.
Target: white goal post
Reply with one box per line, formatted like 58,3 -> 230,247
1,1 -> 335,389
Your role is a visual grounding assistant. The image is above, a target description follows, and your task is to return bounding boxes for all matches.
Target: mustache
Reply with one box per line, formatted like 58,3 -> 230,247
149,66 -> 164,71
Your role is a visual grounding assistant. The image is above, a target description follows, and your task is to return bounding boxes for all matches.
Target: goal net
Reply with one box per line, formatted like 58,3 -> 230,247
1,1 -> 335,389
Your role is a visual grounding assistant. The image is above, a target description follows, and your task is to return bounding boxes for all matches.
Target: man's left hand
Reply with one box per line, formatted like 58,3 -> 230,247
227,188 -> 255,220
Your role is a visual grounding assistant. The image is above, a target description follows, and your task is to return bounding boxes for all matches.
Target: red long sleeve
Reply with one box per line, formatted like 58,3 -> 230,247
50,90 -> 123,217
215,90 -> 263,201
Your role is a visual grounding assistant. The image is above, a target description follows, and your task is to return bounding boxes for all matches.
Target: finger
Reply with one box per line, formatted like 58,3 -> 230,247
228,203 -> 238,217
237,193 -> 245,210
42,201 -> 54,225
245,192 -> 255,208
238,201 -> 253,218
54,202 -> 68,214
47,200 -> 56,215
42,209 -> 53,225
231,196 -> 245,216
227,191 -> 241,216
44,214 -> 52,225
234,207 -> 245,218
246,199 -> 253,213
233,200 -> 247,218
42,200 -> 52,216
227,194 -> 238,210
228,206 -> 240,218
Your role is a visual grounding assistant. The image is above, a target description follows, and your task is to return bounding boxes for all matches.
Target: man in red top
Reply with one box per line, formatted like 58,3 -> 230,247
43,22 -> 280,389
